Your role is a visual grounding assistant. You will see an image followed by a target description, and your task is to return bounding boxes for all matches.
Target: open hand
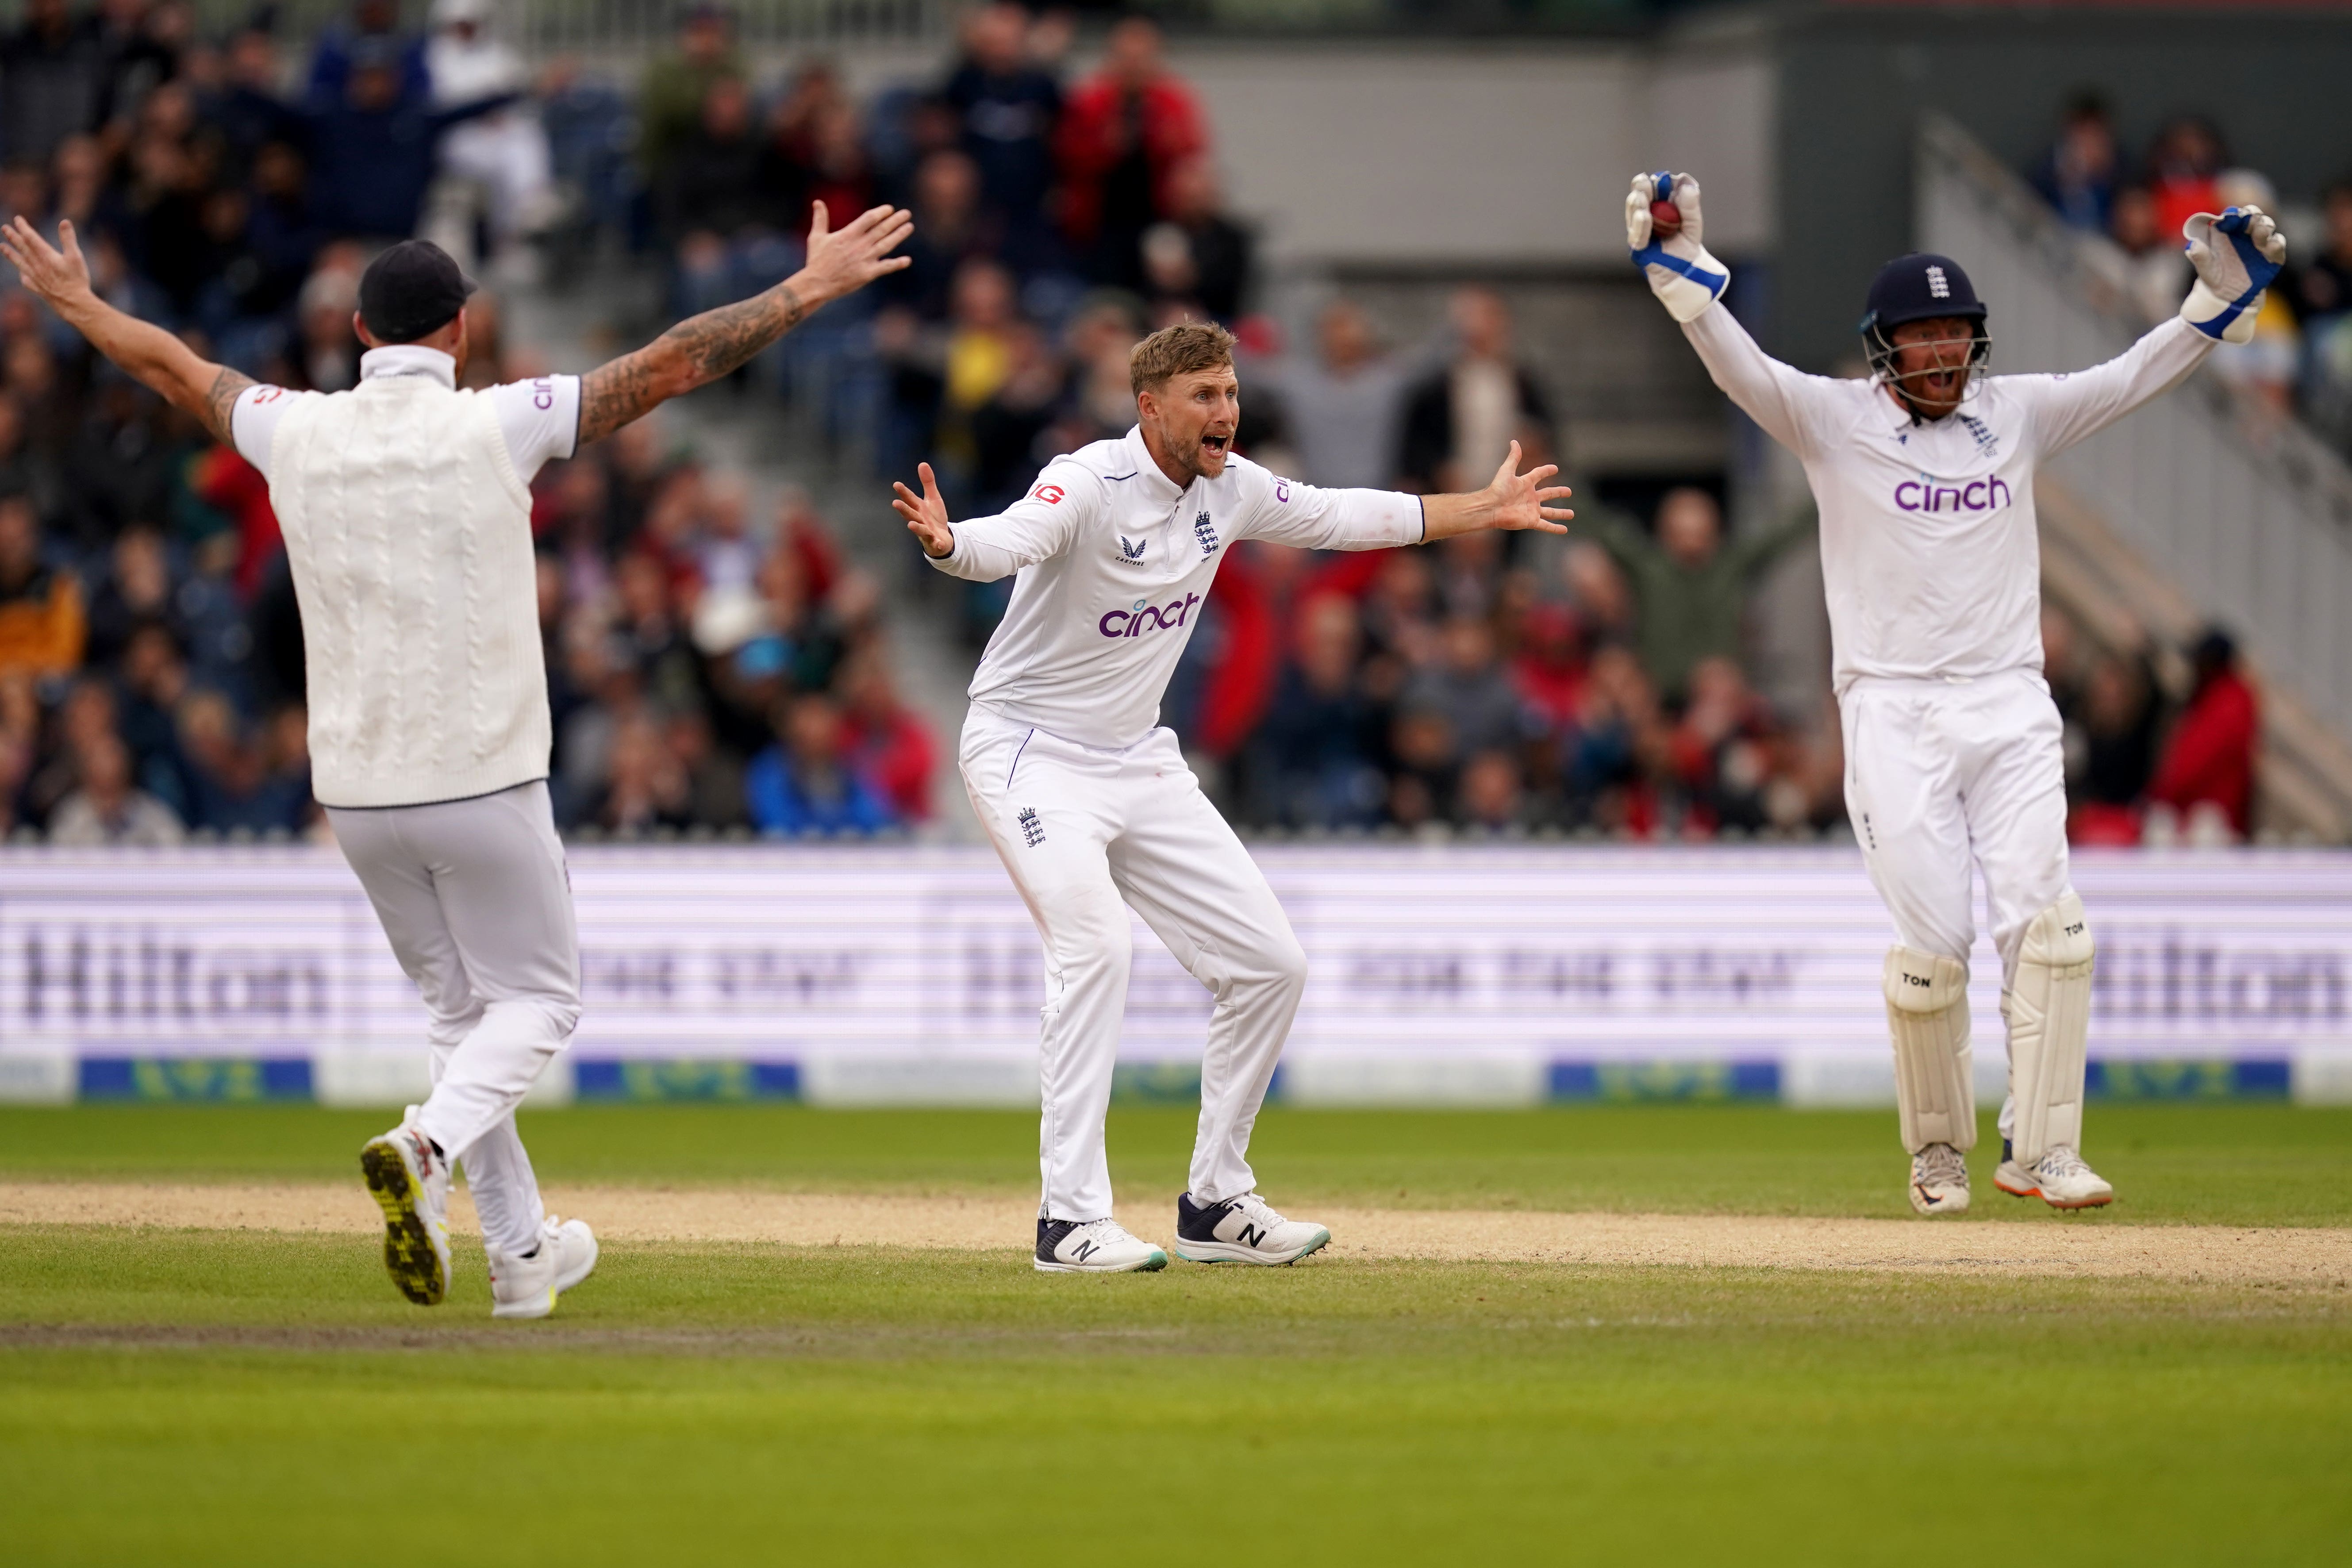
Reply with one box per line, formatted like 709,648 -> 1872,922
801,201 -> 914,306
892,461 -> 955,558
0,215 -> 94,313
1483,442 -> 1573,533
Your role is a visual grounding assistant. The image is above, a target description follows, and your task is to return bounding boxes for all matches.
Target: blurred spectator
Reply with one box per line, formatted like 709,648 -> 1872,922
636,1 -> 743,193
1241,592 -> 1386,829
1057,16 -> 1206,292
2101,183 -> 2192,327
2146,628 -> 2258,843
1142,156 -> 1250,324
3,0 -> 108,167
424,0 -> 557,272
1575,489 -> 1809,705
303,36 -> 518,242
0,494 -> 83,678
307,0 -> 430,111
1261,297 -> 1402,486
943,1 -> 1061,230
1252,299 -> 1412,490
838,648 -> 934,822
47,730 -> 180,844
2203,169 -> 2300,417
1404,614 -> 1524,761
2143,115 -> 2226,248
2067,645 -> 2162,845
660,73 -> 794,315
2287,180 -> 2352,324
746,691 -> 895,834
1399,288 -> 1553,494
2031,92 -> 2121,235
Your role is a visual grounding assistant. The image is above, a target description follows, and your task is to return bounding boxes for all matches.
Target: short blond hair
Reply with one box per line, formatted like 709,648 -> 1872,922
1129,319 -> 1237,396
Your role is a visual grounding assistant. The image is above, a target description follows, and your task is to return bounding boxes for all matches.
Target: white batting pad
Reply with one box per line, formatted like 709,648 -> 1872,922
2005,892 -> 2096,1163
1883,945 -> 1975,1154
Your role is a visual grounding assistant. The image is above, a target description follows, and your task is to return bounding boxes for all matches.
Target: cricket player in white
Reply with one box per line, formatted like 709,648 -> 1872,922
1626,170 -> 2286,1214
894,322 -> 1572,1271
3,202 -> 912,1311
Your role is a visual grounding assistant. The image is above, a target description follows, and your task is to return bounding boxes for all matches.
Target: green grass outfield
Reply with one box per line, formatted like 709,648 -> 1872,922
3,1104 -> 2348,1564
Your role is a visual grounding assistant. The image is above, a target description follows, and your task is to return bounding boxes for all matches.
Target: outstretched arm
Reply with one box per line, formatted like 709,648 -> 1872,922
1418,442 -> 1573,541
0,217 -> 250,445
577,201 -> 912,445
895,460 -> 1084,581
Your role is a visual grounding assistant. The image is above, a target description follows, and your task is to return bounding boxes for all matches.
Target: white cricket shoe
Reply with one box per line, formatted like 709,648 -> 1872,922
1172,1191 -> 1332,1265
1995,1141 -> 2115,1210
488,1215 -> 601,1321
359,1109 -> 453,1306
1907,1141 -> 1971,1216
1034,1217 -> 1168,1274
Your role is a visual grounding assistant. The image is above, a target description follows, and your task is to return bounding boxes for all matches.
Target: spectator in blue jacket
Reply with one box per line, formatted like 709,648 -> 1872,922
301,37 -> 513,241
746,692 -> 897,835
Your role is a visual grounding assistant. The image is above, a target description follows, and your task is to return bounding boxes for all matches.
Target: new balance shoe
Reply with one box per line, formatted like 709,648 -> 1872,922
487,1215 -> 600,1321
358,1110 -> 452,1306
1172,1191 -> 1331,1265
1907,1141 -> 1971,1216
1034,1217 -> 1168,1274
1995,1140 -> 2114,1210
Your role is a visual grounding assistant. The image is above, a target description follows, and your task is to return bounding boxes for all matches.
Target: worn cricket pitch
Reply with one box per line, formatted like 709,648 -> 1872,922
6,1178 -> 2348,1284
6,1105 -> 2348,1565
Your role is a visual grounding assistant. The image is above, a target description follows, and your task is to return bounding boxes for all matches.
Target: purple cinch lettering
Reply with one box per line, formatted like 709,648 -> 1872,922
1991,476 -> 2011,509
1933,487 -> 1961,512
1963,480 -> 1987,509
1099,610 -> 1130,637
1895,481 -> 1922,511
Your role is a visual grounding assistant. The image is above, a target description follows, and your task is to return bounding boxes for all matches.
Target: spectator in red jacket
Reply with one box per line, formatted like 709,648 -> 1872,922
1055,15 -> 1206,292
2148,628 -> 2259,840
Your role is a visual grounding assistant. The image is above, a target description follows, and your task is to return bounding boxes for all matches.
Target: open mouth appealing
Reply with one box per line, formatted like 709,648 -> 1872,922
1199,432 -> 1231,459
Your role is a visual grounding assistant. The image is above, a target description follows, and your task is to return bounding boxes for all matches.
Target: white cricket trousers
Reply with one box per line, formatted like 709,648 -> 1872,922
961,707 -> 1309,1223
327,780 -> 581,1255
1840,670 -> 2076,1139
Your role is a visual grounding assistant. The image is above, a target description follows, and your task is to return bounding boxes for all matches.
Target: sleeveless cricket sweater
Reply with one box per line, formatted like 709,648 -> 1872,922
268,373 -> 550,808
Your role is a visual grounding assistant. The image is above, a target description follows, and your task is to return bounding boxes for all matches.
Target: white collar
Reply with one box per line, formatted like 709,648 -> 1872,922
1123,424 -> 1188,502
359,345 -> 458,389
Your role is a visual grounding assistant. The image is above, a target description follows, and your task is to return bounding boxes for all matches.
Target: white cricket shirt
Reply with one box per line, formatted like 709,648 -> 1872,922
229,347 -> 582,807
1683,307 -> 2211,692
931,426 -> 1426,748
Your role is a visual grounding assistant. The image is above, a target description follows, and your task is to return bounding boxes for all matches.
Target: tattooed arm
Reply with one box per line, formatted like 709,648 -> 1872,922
0,216 -> 253,446
578,200 -> 913,446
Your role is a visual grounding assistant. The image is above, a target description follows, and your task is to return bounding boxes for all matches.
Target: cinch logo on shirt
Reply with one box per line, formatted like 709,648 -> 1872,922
1099,592 -> 1203,638
1894,476 -> 2013,513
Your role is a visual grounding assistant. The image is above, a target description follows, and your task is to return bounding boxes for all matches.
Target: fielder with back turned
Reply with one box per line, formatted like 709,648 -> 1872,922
1624,170 -> 2287,1213
3,202 -> 911,1314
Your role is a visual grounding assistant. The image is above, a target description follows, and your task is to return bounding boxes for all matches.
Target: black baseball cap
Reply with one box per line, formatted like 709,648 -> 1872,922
358,240 -> 478,345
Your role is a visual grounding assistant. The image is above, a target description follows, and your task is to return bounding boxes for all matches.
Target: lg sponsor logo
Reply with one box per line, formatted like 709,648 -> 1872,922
1098,591 -> 1202,638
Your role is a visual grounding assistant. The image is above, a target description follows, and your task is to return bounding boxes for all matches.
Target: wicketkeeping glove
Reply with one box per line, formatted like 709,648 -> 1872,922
1627,171 -> 1729,323
2180,204 -> 2287,344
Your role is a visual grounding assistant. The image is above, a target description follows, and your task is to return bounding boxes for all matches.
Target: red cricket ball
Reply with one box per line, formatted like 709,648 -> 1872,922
1649,200 -> 1684,240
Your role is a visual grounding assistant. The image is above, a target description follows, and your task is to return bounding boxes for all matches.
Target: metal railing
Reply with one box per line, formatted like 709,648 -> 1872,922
1918,113 -> 2352,752
185,0 -> 944,54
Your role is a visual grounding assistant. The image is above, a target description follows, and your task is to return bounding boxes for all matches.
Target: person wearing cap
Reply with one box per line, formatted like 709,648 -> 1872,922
1624,169 -> 2288,1218
0,199 -> 911,1317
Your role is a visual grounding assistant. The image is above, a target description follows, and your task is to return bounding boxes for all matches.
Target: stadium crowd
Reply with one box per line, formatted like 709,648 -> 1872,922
2026,93 -> 2352,449
0,3 -> 2278,843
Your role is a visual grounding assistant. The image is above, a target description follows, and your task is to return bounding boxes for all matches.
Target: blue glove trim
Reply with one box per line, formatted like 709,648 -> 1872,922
2187,299 -> 2248,341
1629,243 -> 1728,296
1649,170 -> 1674,203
